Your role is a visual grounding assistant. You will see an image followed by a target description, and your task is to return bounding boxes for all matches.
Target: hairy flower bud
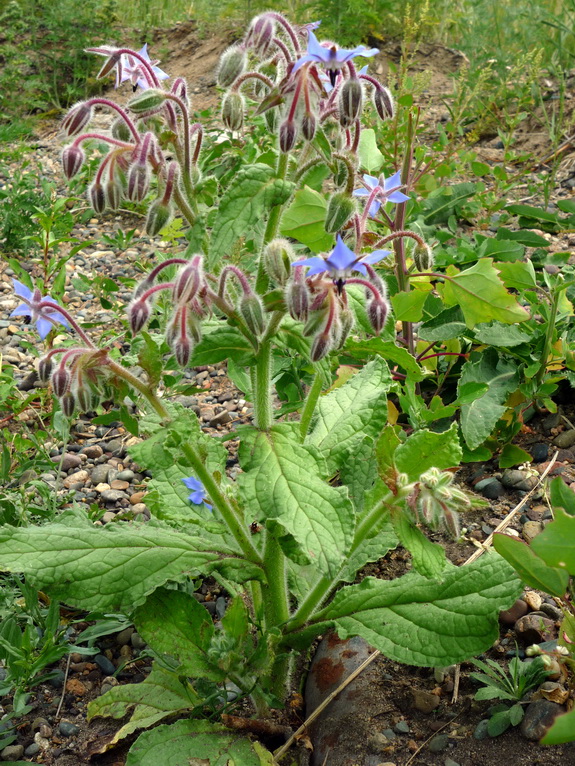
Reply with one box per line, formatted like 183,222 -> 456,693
129,299 -> 151,335
51,366 -> 70,398
367,297 -> 389,334
105,177 -> 123,210
310,332 -> 331,362
301,112 -> 317,142
333,158 -> 349,189
239,293 -> 265,336
173,259 -> 202,305
76,385 -> 95,413
128,88 -> 165,114
60,391 -> 76,417
325,192 -> 356,234
338,78 -> 363,126
373,86 -> 394,120
62,144 -> 85,179
173,335 -> 192,368
38,356 -> 53,383
127,162 -> 150,202
171,77 -> 189,105
279,120 -> 297,153
111,117 -> 132,142
264,108 -> 278,133
335,308 -> 354,348
61,101 -> 92,137
285,280 -> 309,322
263,238 -> 295,285
222,91 -> 245,132
146,199 -> 173,236
246,14 -> 275,55
413,242 -> 434,272
88,181 -> 106,213
303,306 -> 328,337
217,45 -> 246,88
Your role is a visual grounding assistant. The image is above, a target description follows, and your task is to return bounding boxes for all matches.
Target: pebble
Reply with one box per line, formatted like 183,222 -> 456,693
553,429 -> 575,448
501,469 -> 538,492
514,613 -> 556,643
428,734 -> 449,753
116,626 -> 134,645
1,744 -> 24,760
444,760 -> 460,766
473,719 -> 490,739
117,469 -> 135,481
520,699 -> 565,740
104,438 -> 125,456
381,728 -> 396,740
530,443 -> 549,462
499,598 -> 528,625
130,491 -> 147,504
101,489 -> 127,503
59,720 -> 80,737
131,632 -> 146,650
52,453 -> 82,471
523,591 -> 542,611
63,469 -> 90,489
25,742 -> 41,756
412,689 -> 441,713
475,477 -> 505,499
91,464 -> 111,483
522,520 -> 544,543
394,720 -> 410,734
540,602 -> 563,621
94,654 -> 116,676
82,444 -> 104,459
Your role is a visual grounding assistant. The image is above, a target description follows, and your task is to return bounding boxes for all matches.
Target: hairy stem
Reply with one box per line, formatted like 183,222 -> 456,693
299,371 -> 323,440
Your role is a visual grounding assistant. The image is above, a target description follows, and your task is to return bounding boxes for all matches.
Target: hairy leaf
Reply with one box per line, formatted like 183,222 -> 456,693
280,185 -> 333,253
394,422 -> 461,481
531,507 -> 575,574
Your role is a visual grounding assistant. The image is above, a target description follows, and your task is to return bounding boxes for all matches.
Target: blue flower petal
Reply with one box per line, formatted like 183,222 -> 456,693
294,256 -> 328,276
368,199 -> 381,217
388,190 -> 410,204
36,317 -> 53,340
292,52 -> 317,74
328,236 -> 357,271
12,279 -> 32,300
352,188 -> 370,197
363,174 -> 379,188
361,249 -> 390,265
10,303 -> 32,317
383,170 -> 402,190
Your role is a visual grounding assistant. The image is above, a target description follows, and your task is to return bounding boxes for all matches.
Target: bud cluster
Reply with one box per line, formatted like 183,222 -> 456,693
38,347 -> 108,417
405,467 -> 471,538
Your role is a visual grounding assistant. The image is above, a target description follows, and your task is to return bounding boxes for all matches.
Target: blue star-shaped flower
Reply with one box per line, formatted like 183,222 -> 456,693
10,280 -> 70,340
182,476 -> 212,509
292,30 -> 378,85
294,235 -> 389,277
119,44 -> 169,91
353,171 -> 409,217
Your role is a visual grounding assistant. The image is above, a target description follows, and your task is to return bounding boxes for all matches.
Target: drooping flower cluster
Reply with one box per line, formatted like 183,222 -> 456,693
405,467 -> 469,538
218,13 -> 394,153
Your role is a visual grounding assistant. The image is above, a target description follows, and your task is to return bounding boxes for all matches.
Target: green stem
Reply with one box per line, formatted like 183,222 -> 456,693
255,152 -> 289,294
299,370 -> 323,440
262,533 -> 290,627
535,290 -> 559,389
394,114 -> 416,357
107,361 -> 169,419
253,311 -> 284,431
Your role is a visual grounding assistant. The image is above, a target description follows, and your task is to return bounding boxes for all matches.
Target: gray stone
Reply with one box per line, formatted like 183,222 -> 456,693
394,720 -> 410,734
515,613 -> 556,644
58,720 -> 80,737
94,654 -> 116,676
531,443 -> 548,463
444,760 -> 461,766
104,438 -> 125,456
131,632 -> 146,650
475,477 -> 505,499
540,603 -> 563,621
501,469 -> 538,492
553,429 -> 575,448
101,489 -> 126,503
500,599 -> 528,626
116,469 -> 135,481
1,744 -> 24,760
51,453 -> 82,471
381,728 -> 396,740
115,627 -> 134,646
522,520 -> 544,543
520,699 -> 565,740
473,719 -> 490,739
82,444 -> 103,459
24,742 -> 41,756
210,409 -> 232,427
90,464 -> 110,484
412,688 -> 441,713
429,734 -> 449,753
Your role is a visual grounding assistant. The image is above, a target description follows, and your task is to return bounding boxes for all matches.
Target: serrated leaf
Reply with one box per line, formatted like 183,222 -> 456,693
322,554 -> 522,666
474,322 -> 531,347
306,357 -> 391,474
493,533 -> 569,597
357,128 -> 384,173
209,164 -> 294,267
391,287 -> 430,322
127,719 -> 274,766
443,259 -> 529,327
458,350 -> 518,450
280,185 -> 333,253
394,423 -> 461,480
87,663 -> 199,746
238,425 -> 354,577
339,436 -> 377,513
191,326 -> 255,366
542,707 -> 575,744
496,260 -> 537,291
532,507 -> 575,575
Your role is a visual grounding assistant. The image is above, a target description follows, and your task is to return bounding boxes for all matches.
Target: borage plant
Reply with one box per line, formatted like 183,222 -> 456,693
0,14 -> 523,764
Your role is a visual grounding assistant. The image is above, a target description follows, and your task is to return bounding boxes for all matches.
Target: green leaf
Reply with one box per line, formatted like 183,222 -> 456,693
395,423 -> 462,481
375,425 -> 402,492
478,238 -> 525,261
337,515 -> 398,584
506,204 -> 558,223
487,709 -> 513,736
458,351 -> 518,450
549,475 -> 575,516
138,331 -> 163,387
339,436 -> 377,513
474,322 -> 531,347
127,719 -> 274,766
443,259 -> 529,327
209,164 -> 294,267
0,522 -> 233,612
420,182 -> 477,224
191,326 -> 255,366
133,588 -> 224,680
391,287 -> 430,322
418,306 -> 467,342
497,260 -> 537,291
541,707 -> 575,745
238,425 -> 354,577
557,198 -> 575,214
532,507 -> 575,575
392,512 -> 448,578
496,229 -> 550,247
493,534 -> 569,597
498,444 -> 532,469
357,128 -> 384,173
345,338 -> 424,380
306,358 -> 392,474
280,186 -> 333,253
322,554 -> 522,666
87,663 -> 199,745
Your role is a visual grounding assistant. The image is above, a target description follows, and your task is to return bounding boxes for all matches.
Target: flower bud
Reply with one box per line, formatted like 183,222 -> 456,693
279,120 -> 297,153
338,78 -> 363,126
246,14 -> 275,55
264,108 -> 278,133
217,45 -> 246,88
413,242 -> 434,272
335,308 -> 354,348
173,335 -> 192,368
60,391 -> 76,417
285,280 -> 309,322
62,144 -> 85,179
333,158 -> 348,189
76,385 -> 95,413
51,366 -> 70,397
173,260 -> 202,305
325,192 -> 356,234
146,199 -> 173,236
222,91 -> 245,131
111,117 -> 132,142
301,112 -> 317,142
105,177 -> 123,210
61,101 -> 92,137
303,307 -> 328,337
38,356 -> 53,383
88,181 -> 106,213
310,332 -> 331,362
239,293 -> 265,336
171,77 -> 189,105
263,238 -> 295,285
129,299 -> 151,334
367,297 -> 389,334
187,312 -> 203,344
127,162 -> 150,202
374,86 -> 394,120
128,88 -> 165,114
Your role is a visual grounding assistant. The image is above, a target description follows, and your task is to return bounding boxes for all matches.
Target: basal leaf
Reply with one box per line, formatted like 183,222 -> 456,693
443,259 -> 529,327
322,554 -> 522,666
496,228 -> 550,248
493,534 -> 569,597
209,164 -> 294,267
280,185 -> 333,253
531,507 -> 575,575
306,357 -> 391,474
238,425 -> 354,577
394,422 -> 462,481
418,305 -> 467,342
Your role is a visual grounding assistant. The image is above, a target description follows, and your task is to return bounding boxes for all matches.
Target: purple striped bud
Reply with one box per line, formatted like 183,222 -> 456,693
303,307 -> 328,337
60,391 -> 76,417
239,293 -> 265,336
88,181 -> 106,213
38,356 -> 53,383
51,366 -> 70,398
129,299 -> 151,335
339,78 -> 363,126
279,120 -> 297,153
61,102 -> 92,137
263,238 -> 295,285
146,199 -> 173,236
174,335 -> 192,368
222,92 -> 245,131
217,45 -> 246,88
335,308 -> 354,348
413,242 -> 434,272
301,112 -> 317,142
246,14 -> 275,55
173,259 -> 202,305
105,177 -> 123,210
171,77 -> 189,105
127,162 -> 150,202
76,385 -> 94,413
325,192 -> 356,234
373,86 -> 394,120
310,332 -> 331,362
367,298 -> 389,334
285,280 -> 309,322
62,144 -> 85,179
